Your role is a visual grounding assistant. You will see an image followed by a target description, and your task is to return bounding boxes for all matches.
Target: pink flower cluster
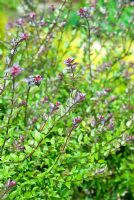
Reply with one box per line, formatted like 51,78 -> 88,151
19,33 -> 29,41
77,7 -> 90,18
5,65 -> 44,87
6,180 -> 17,188
16,18 -> 25,26
6,64 -> 23,77
50,101 -> 60,112
74,92 -> 86,103
64,58 -> 78,71
25,75 -> 43,86
73,116 -> 82,126
29,12 -> 36,19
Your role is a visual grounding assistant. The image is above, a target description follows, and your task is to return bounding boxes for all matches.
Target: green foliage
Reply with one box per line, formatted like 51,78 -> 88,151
0,0 -> 134,199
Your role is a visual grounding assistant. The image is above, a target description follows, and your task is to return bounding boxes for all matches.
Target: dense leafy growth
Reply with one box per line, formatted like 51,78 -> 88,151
0,0 -> 134,199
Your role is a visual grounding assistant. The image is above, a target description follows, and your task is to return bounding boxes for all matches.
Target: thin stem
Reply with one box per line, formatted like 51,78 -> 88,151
4,100 -> 78,164
41,126 -> 74,175
0,187 -> 11,199
85,17 -> 92,80
1,78 -> 15,155
34,0 -> 67,58
0,40 -> 20,96
24,86 -> 30,127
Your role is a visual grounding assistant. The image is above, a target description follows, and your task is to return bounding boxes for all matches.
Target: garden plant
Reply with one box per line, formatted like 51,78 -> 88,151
0,0 -> 134,199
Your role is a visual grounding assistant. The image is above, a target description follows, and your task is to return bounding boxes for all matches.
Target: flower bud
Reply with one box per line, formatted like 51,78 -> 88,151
5,63 -> 23,77
6,180 -> 17,188
73,116 -> 82,126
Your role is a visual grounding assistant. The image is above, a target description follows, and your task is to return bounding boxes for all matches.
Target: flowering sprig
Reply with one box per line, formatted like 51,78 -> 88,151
5,63 -> 23,77
74,92 -> 86,103
73,116 -> 82,127
16,18 -> 25,26
49,101 -> 60,112
64,57 -> 78,72
77,7 -> 90,18
29,12 -> 36,19
5,180 -> 17,188
25,75 -> 43,86
19,33 -> 29,41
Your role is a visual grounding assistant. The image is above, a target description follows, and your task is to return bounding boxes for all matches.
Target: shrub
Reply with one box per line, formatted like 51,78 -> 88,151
0,0 -> 134,199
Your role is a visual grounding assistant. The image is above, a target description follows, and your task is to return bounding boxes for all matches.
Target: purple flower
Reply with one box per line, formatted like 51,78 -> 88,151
6,180 -> 17,188
19,33 -> 29,41
104,88 -> 111,93
6,22 -> 14,30
73,116 -> 82,126
19,100 -> 26,107
39,20 -> 47,27
6,63 -> 23,77
41,96 -> 49,103
16,18 -> 25,26
77,7 -> 89,18
30,117 -> 38,124
49,101 -> 60,112
33,75 -> 43,86
60,21 -> 66,27
126,136 -> 134,141
108,119 -> 114,130
29,12 -> 36,19
64,57 -> 74,66
64,57 -> 78,72
98,115 -> 105,121
25,75 -> 43,86
19,134 -> 25,142
74,92 -> 86,103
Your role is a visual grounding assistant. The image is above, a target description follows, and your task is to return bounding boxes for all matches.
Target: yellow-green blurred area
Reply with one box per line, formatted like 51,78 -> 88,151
0,0 -> 134,70
0,12 -> 7,39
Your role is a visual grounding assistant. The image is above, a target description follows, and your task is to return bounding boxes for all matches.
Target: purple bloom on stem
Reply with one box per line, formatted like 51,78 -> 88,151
6,180 -> 17,188
64,57 -> 78,71
25,75 -> 43,86
19,100 -> 26,107
33,75 -> 43,86
49,101 -> 60,112
39,20 -> 47,27
16,18 -> 25,26
77,7 -> 89,18
98,115 -> 104,121
41,96 -> 49,103
19,33 -> 29,41
73,116 -> 82,126
29,12 -> 36,19
64,58 -> 74,66
6,63 -> 23,77
126,135 -> 134,141
108,119 -> 114,130
6,22 -> 14,29
74,92 -> 86,103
